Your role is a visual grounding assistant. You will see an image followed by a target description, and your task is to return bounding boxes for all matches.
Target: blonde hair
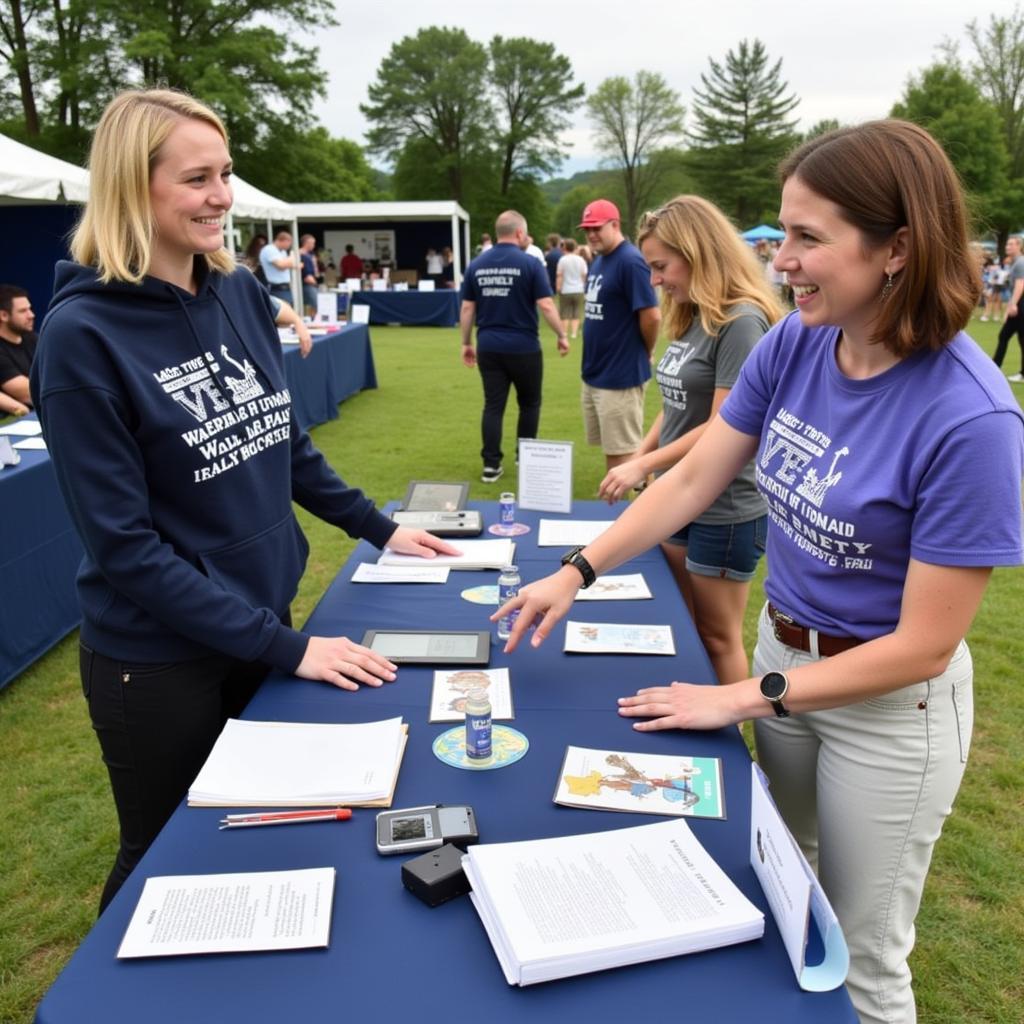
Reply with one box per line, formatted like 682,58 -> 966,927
72,88 -> 236,284
637,196 -> 782,340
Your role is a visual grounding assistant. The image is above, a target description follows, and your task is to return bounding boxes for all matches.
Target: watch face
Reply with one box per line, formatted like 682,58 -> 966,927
761,672 -> 788,700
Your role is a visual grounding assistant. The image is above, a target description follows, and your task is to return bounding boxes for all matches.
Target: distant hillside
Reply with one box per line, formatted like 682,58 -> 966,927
541,168 -> 617,205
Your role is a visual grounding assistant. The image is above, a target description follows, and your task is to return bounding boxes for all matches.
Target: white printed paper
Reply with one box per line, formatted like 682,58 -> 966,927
351,562 -> 450,584
0,419 -> 42,436
537,519 -> 611,547
316,292 -> 338,321
564,621 -> 675,655
117,867 -> 335,958
378,538 -> 514,571
517,439 -> 573,513
12,436 -> 47,450
573,574 -> 651,601
430,667 -> 513,722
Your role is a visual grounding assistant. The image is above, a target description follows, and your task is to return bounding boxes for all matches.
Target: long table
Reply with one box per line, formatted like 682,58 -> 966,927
34,501 -> 856,1023
350,288 -> 460,326
282,322 -> 377,431
0,434 -> 83,689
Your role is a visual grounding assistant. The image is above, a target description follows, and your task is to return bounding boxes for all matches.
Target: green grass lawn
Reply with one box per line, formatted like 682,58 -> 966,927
1,316 -> 1021,1023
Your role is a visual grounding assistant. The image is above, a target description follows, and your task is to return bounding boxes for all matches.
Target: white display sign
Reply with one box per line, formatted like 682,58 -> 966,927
517,439 -> 573,513
315,292 -> 338,322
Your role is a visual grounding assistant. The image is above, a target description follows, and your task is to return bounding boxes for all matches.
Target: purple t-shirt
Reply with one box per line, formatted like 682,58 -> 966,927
721,312 -> 1024,639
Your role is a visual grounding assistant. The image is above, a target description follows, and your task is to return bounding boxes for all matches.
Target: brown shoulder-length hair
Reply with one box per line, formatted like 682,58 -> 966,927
779,120 -> 980,357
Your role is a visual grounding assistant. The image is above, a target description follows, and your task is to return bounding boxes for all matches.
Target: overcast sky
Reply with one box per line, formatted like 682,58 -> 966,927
302,0 -> 1016,175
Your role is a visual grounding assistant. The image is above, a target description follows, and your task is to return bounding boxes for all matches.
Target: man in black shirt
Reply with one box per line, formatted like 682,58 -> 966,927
0,284 -> 36,416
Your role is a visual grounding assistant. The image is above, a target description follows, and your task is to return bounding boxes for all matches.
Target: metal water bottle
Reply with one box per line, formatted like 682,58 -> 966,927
497,563 -> 521,641
464,688 -> 492,761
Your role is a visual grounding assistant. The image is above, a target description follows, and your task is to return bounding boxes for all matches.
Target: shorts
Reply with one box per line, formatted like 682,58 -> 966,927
664,515 -> 767,582
581,382 -> 647,455
559,293 -> 583,318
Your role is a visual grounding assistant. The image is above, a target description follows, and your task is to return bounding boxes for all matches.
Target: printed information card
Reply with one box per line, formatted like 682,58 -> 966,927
517,439 -> 573,513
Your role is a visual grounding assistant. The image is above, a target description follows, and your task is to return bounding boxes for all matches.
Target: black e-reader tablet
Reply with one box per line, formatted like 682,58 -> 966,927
402,481 -> 470,513
361,629 -> 490,666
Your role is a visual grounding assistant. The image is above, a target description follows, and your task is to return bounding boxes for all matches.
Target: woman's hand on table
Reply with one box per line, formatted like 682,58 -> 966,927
597,459 -> 648,504
387,526 -> 460,558
617,680 -> 747,731
491,565 -> 581,652
296,636 -> 397,691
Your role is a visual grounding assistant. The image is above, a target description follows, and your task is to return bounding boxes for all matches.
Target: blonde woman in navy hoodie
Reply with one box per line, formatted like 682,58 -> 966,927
31,89 -> 455,912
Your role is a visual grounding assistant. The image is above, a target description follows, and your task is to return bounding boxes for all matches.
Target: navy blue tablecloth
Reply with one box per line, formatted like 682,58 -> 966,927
0,429 -> 83,689
282,323 -> 377,431
34,501 -> 855,1023
351,289 -> 459,326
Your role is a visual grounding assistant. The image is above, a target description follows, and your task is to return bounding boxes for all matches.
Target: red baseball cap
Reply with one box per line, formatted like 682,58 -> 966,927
578,199 -> 621,228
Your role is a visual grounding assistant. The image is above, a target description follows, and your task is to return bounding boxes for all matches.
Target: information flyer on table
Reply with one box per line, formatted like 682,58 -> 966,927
118,867 -> 336,958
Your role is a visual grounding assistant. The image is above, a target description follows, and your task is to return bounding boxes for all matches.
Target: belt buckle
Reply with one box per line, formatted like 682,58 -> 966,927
772,608 -> 794,643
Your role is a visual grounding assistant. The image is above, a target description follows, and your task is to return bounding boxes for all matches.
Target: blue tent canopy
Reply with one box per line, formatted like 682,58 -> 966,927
742,224 -> 785,241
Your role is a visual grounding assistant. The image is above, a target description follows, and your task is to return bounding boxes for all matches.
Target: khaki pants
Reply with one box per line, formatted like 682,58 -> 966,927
752,604 -> 972,1024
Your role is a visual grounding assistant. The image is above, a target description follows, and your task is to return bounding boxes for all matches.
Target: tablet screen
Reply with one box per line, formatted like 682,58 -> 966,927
369,632 -> 481,659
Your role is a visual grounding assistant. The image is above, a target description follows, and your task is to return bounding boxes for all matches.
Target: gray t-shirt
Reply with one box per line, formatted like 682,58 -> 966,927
655,303 -> 768,524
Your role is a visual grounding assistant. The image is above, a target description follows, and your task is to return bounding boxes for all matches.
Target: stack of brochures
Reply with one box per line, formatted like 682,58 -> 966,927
187,717 -> 407,807
462,818 -> 764,985
378,537 -> 515,571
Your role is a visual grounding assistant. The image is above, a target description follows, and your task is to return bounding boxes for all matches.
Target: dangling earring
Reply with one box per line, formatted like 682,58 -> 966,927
881,272 -> 894,300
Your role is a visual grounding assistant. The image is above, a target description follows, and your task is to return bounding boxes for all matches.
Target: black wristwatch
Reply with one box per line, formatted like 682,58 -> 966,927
560,546 -> 596,589
759,671 -> 790,718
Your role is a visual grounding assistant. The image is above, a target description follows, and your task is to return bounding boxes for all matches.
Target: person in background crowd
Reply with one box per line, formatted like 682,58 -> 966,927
496,120 -> 1023,1024
524,234 -> 545,264
460,210 -> 569,484
476,232 -> 493,256
555,238 -> 588,340
323,260 -> 339,289
31,87 -> 456,914
993,234 -> 1024,382
577,243 -> 593,267
597,196 -> 781,683
544,232 -> 562,291
441,246 -> 456,288
578,198 -> 661,471
425,247 -> 444,286
259,229 -> 297,302
0,284 -> 36,415
340,244 -> 363,282
981,252 -> 1006,322
243,233 -> 267,274
299,234 -> 318,316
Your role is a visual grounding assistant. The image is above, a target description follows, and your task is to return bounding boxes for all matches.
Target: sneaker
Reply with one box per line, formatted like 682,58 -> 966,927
1007,373 -> 1024,382
481,465 -> 504,483
981,315 -> 990,321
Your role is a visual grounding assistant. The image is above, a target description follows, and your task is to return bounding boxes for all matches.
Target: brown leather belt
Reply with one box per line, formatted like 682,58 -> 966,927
767,602 -> 863,657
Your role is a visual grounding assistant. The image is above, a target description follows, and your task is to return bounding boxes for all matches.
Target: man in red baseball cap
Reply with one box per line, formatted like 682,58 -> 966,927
577,199 -> 660,471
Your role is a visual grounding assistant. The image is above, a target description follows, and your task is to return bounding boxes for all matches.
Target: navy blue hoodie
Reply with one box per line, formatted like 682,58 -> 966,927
31,259 -> 396,671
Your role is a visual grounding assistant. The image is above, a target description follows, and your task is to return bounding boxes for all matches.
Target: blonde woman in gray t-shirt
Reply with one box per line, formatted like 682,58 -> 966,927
598,196 -> 783,682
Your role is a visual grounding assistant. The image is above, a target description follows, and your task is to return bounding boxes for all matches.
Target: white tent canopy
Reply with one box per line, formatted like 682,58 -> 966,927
292,200 -> 471,289
0,133 -> 90,204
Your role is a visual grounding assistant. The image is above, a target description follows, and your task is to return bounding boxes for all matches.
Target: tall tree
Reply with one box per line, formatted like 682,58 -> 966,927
488,36 -> 584,196
586,71 -> 685,233
0,0 -> 45,135
360,26 -> 491,204
966,8 -> 1024,178
892,62 -> 1009,231
687,38 -> 800,226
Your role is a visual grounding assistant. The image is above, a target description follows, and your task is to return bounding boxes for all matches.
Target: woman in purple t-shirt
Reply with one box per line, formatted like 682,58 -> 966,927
496,121 -> 1023,1024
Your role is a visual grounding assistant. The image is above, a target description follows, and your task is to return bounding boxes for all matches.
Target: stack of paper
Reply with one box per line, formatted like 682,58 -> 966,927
378,538 -> 515,571
188,718 -> 407,807
462,819 -> 763,986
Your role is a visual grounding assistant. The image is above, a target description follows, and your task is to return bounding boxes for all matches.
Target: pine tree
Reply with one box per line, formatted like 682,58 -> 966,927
687,39 -> 799,226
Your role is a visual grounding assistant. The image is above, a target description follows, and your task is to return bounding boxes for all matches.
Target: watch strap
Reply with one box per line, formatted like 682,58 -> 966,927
561,546 -> 596,589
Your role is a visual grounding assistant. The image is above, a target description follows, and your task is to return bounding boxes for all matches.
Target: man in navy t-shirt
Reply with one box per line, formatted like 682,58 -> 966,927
461,211 -> 570,483
579,199 -> 660,470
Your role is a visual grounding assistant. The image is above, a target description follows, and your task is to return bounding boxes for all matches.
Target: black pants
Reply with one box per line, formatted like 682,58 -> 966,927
80,642 -> 274,913
994,312 -> 1024,373
477,349 -> 543,467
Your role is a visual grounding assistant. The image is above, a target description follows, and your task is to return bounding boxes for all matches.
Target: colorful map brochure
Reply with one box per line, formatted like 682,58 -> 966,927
430,667 -> 514,722
554,746 -> 725,819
